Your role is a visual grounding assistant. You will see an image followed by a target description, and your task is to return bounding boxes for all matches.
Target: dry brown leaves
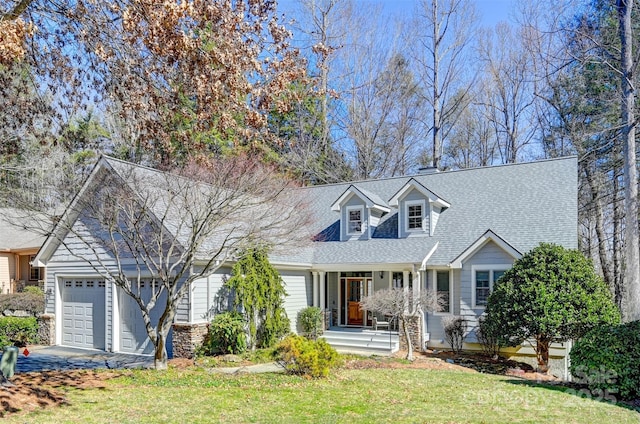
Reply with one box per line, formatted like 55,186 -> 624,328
0,18 -> 33,65
0,370 -> 120,418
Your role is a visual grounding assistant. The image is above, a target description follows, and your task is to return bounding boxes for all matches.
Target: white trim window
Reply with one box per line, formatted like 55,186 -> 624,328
346,206 -> 364,235
472,265 -> 509,308
405,200 -> 426,232
29,255 -> 41,281
435,270 -> 451,314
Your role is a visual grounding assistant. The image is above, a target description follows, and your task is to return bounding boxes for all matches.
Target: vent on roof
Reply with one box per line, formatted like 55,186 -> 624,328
417,166 -> 439,175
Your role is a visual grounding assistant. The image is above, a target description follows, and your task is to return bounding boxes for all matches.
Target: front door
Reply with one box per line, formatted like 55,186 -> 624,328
347,278 -> 363,325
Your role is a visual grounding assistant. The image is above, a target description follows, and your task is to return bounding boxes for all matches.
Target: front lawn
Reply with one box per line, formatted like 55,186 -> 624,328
4,364 -> 639,423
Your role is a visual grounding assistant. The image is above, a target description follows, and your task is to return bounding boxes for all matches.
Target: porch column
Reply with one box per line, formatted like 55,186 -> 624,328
412,268 -> 421,299
312,272 -> 318,307
403,270 -> 410,313
319,271 -> 326,310
319,271 -> 328,329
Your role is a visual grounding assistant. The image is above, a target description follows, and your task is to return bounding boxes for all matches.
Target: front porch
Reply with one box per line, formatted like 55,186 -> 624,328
311,269 -> 425,356
312,270 -> 422,327
320,327 -> 399,356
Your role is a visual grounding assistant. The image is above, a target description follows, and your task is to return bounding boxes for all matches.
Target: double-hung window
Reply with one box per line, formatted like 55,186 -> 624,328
473,266 -> 509,308
347,207 -> 363,235
405,200 -> 425,232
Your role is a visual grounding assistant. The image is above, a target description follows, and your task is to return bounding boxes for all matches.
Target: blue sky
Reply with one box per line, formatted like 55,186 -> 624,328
278,0 -> 516,28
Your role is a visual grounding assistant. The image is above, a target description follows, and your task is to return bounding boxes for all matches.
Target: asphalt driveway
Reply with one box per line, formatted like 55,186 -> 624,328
5,346 -> 155,373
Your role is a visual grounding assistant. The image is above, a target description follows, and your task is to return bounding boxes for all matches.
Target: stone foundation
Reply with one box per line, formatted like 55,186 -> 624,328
322,308 -> 331,330
37,314 -> 55,345
171,323 -> 209,359
399,315 -> 424,352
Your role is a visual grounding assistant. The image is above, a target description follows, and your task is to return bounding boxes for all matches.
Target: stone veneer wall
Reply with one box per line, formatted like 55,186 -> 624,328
172,323 -> 209,359
37,314 -> 55,345
322,309 -> 331,330
399,315 -> 423,352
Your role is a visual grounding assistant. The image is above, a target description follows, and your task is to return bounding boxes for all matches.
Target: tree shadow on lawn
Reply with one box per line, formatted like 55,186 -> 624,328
502,378 -> 640,414
0,369 -> 122,418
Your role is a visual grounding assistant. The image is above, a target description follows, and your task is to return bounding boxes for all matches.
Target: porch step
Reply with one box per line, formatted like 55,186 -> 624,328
320,329 -> 399,356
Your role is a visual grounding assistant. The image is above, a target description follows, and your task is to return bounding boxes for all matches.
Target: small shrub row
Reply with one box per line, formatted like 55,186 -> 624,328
0,292 -> 45,316
570,320 -> 640,400
276,335 -> 339,378
0,316 -> 39,347
203,312 -> 247,355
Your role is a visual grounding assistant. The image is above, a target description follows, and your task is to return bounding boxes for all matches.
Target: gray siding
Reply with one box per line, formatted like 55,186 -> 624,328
425,269 -> 460,344
281,270 -> 312,333
398,188 -> 431,238
426,242 -> 514,347
341,196 -> 369,241
190,267 -> 232,323
459,241 -> 514,342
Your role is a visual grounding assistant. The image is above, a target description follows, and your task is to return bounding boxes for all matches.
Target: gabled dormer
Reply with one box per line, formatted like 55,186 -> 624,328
389,178 -> 450,237
331,185 -> 390,241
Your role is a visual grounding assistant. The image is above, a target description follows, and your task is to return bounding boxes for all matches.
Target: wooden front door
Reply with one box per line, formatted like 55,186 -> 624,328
347,278 -> 363,325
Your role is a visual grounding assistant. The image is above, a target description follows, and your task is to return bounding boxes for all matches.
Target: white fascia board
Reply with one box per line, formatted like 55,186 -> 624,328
33,156 -> 113,267
389,178 -> 451,209
449,230 -> 522,269
331,185 -> 390,214
421,241 -> 439,271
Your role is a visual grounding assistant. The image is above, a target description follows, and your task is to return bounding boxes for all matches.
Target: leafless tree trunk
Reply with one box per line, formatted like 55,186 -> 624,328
477,23 -> 539,164
617,0 -> 640,322
9,156 -> 311,369
412,0 -> 478,170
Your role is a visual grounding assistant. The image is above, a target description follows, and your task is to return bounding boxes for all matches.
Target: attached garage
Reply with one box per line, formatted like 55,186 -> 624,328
61,279 -> 106,350
119,282 -> 172,356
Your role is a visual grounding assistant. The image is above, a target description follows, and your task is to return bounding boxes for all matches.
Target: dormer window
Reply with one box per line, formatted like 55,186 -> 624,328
331,185 -> 390,241
407,202 -> 424,231
389,178 -> 451,238
347,207 -> 364,234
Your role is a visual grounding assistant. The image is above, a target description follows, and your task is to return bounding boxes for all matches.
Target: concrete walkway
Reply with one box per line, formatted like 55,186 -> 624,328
207,362 -> 285,374
6,346 -> 155,373
2,346 -> 286,374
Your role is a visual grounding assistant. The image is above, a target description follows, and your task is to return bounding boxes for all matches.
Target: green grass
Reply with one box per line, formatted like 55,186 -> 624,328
7,366 -> 640,423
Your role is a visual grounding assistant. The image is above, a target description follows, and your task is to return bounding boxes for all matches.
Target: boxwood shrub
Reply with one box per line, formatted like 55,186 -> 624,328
297,306 -> 323,340
570,320 -> 640,400
203,312 -> 247,355
0,316 -> 39,348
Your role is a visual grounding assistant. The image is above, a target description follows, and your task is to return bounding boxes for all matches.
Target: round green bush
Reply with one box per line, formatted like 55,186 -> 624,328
276,335 -> 339,378
297,306 -> 323,340
570,320 -> 640,400
204,312 -> 247,355
0,316 -> 39,348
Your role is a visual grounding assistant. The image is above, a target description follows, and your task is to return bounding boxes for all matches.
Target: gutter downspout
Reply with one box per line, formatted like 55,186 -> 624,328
419,242 -> 439,349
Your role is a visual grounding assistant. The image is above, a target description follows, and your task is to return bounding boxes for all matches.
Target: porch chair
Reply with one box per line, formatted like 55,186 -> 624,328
372,314 -> 390,331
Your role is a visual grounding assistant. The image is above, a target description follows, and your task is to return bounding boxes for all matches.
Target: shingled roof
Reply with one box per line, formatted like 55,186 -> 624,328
281,157 -> 577,268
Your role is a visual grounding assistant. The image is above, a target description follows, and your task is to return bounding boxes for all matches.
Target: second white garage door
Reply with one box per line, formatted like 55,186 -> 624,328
119,282 -> 172,356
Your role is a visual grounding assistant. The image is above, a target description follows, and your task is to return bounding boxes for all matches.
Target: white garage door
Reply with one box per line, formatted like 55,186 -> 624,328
120,281 -> 172,356
62,279 -> 106,350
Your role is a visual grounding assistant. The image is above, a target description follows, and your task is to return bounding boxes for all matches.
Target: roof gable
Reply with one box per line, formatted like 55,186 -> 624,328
388,178 -> 450,209
330,185 -> 391,214
449,229 -> 522,269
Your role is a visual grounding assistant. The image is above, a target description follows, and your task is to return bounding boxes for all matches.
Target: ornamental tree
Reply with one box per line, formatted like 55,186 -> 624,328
484,243 -> 620,373
225,248 -> 291,350
359,287 -> 441,361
